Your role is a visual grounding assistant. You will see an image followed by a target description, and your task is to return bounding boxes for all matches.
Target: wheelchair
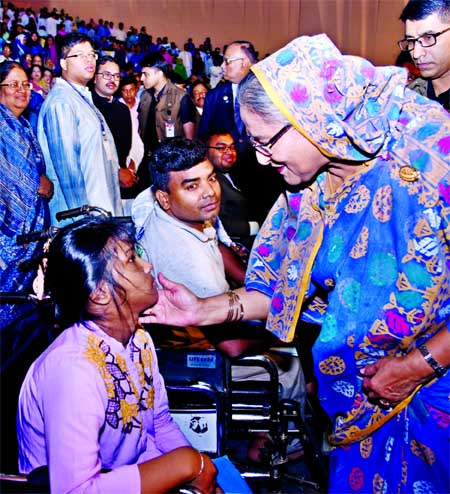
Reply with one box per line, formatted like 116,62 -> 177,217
155,341 -> 327,493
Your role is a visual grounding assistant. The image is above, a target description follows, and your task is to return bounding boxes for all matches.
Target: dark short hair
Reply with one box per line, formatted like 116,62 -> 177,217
228,40 -> 258,63
189,79 -> 209,96
119,74 -> 138,90
45,217 -> 136,329
60,32 -> 93,59
400,0 -> 450,22
0,60 -> 24,83
150,137 -> 208,192
96,54 -> 117,72
141,52 -> 169,77
204,128 -> 234,146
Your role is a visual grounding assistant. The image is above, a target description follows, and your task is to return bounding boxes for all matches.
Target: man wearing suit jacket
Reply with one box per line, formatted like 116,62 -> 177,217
198,40 -> 284,224
206,130 -> 259,247
198,40 -> 255,152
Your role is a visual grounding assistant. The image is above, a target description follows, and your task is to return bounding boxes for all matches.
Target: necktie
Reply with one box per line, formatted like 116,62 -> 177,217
234,96 -> 244,136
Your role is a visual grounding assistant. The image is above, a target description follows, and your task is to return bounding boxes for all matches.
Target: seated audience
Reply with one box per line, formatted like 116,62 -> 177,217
16,217 -> 218,493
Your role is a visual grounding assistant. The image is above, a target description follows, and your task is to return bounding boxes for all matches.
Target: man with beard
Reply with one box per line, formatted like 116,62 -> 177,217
206,130 -> 259,247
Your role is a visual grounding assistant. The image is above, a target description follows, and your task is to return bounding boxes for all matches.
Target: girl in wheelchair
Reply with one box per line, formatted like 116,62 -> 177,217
16,217 -> 218,494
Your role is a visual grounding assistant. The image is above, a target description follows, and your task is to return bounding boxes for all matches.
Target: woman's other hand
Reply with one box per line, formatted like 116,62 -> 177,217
361,355 -> 426,407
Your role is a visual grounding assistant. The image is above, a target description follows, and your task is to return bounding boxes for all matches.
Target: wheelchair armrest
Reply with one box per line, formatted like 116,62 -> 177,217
227,353 -> 279,391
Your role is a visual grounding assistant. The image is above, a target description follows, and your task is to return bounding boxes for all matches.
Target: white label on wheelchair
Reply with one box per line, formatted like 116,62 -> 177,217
171,410 -> 218,453
187,354 -> 217,369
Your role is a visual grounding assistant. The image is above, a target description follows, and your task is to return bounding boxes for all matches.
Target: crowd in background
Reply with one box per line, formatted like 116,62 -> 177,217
0,0 -> 236,129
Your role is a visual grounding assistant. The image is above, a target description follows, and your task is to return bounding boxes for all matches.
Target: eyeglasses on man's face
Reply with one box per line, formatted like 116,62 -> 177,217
0,80 -> 32,90
65,51 -> 98,61
207,144 -> 237,153
248,124 -> 292,158
223,57 -> 244,65
97,71 -> 121,81
398,25 -> 450,51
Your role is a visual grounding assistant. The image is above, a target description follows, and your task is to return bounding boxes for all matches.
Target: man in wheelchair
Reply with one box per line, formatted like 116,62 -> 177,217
132,137 -> 306,463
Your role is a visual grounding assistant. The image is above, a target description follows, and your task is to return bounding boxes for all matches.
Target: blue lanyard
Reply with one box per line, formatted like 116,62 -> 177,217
65,80 -> 107,138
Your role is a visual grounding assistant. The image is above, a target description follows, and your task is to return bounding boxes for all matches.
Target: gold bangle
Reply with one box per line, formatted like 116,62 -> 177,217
196,452 -> 204,478
226,290 -> 244,322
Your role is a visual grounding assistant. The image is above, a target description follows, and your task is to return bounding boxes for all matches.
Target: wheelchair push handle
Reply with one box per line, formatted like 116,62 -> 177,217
55,205 -> 112,221
16,226 -> 59,245
0,291 -> 52,305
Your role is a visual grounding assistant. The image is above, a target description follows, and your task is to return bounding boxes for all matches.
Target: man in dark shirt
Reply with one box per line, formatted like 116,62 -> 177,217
399,0 -> 450,110
198,41 -> 284,223
92,55 -> 138,206
206,130 -> 259,247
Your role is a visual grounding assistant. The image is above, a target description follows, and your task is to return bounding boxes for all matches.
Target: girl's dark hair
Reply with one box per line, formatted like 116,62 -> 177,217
44,217 -> 136,329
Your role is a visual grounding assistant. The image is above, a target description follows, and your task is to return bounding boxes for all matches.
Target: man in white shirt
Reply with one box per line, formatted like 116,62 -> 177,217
112,21 -> 127,42
45,12 -> 59,37
179,43 -> 193,78
119,74 -> 145,170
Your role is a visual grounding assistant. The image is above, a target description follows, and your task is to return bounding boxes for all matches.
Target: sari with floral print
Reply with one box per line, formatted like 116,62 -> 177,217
245,35 -> 449,493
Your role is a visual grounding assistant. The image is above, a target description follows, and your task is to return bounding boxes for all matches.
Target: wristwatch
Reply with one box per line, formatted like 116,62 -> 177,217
418,344 -> 447,376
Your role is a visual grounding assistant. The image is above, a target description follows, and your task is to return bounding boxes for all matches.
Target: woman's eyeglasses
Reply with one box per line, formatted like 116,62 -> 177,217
0,81 -> 32,90
248,124 -> 292,157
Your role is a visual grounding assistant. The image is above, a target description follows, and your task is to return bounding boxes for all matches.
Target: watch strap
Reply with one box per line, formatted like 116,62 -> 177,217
418,344 -> 447,376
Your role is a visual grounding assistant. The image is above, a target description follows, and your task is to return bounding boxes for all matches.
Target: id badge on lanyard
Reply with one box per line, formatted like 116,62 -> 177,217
103,136 -> 116,162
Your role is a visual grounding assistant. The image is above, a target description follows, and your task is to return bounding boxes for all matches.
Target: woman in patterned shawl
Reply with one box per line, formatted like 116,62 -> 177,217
145,34 -> 449,493
0,61 -> 52,330
0,64 -> 54,466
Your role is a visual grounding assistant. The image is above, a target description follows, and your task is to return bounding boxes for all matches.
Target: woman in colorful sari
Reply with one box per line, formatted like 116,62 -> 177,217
142,34 -> 449,493
0,60 -> 54,472
0,60 -> 53,331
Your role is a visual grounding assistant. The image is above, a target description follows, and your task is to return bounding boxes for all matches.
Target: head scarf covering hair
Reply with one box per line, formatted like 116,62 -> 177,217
251,34 -> 449,163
